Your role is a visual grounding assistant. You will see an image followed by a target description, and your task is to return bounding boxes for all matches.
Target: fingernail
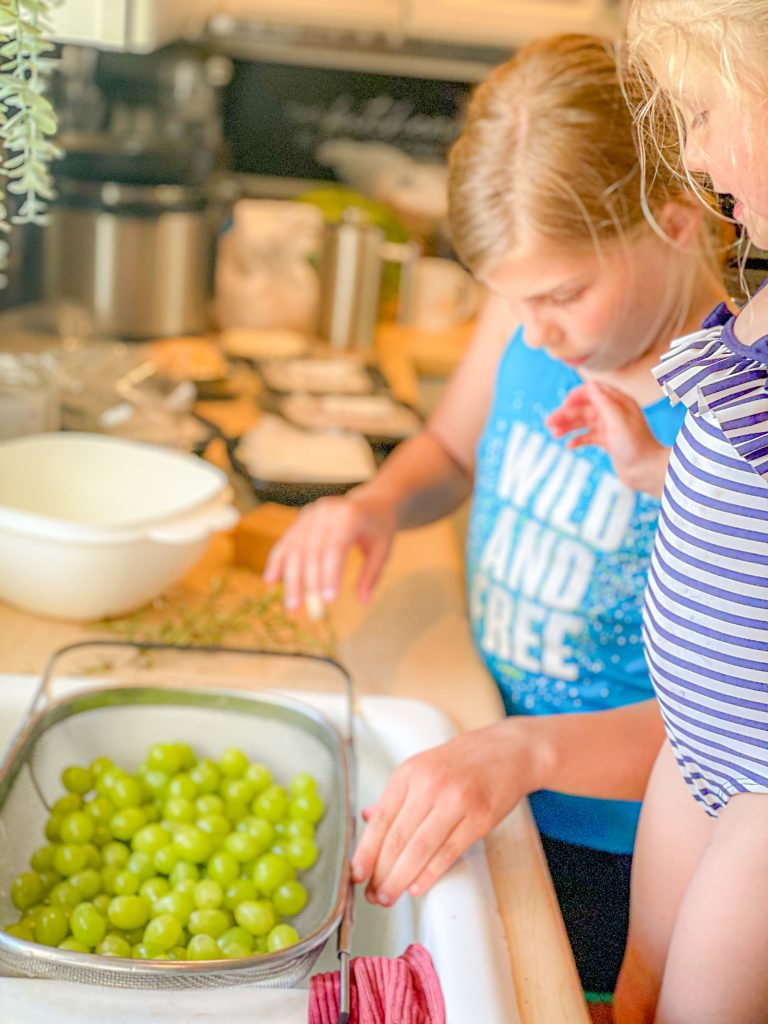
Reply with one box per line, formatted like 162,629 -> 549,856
285,596 -> 299,611
323,588 -> 335,602
351,863 -> 365,883
376,891 -> 391,907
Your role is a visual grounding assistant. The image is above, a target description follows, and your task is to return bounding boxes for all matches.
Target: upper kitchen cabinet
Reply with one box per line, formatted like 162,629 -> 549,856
49,0 -> 218,52
405,0 -> 619,46
211,0 -> 403,32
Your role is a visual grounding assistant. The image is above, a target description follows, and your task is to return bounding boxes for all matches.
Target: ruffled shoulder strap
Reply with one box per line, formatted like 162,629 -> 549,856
654,305 -> 768,482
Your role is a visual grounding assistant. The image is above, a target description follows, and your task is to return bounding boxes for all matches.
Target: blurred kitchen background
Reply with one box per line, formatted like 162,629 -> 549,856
0,0 -> 764,453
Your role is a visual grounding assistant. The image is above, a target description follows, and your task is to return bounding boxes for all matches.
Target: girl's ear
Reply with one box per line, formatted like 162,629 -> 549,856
655,201 -> 702,248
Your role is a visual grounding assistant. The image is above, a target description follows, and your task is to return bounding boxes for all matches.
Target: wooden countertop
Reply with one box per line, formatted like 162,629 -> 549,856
0,338 -> 590,1024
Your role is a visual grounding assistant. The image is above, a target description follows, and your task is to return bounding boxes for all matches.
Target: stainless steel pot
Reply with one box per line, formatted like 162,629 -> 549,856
44,180 -> 213,340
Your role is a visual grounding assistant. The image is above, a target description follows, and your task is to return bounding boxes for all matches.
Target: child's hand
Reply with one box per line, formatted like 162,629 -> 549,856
263,491 -> 397,613
546,381 -> 670,496
351,725 -> 526,907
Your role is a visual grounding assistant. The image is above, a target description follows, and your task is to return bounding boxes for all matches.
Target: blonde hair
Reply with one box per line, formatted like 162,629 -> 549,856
448,33 -> 715,277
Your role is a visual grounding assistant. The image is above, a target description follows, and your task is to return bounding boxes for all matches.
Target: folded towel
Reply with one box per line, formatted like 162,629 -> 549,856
308,943 -> 445,1024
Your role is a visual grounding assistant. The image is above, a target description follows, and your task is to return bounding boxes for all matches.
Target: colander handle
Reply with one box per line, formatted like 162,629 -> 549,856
336,874 -> 356,1024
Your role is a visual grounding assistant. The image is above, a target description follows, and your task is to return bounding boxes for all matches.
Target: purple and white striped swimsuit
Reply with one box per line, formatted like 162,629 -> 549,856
644,302 -> 768,816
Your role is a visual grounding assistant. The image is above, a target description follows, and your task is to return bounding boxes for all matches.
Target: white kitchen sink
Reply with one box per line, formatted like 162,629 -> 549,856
0,676 -> 518,1024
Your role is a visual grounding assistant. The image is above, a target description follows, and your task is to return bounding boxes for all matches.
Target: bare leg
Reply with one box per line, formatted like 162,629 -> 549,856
656,790 -> 768,1024
614,740 -> 712,1024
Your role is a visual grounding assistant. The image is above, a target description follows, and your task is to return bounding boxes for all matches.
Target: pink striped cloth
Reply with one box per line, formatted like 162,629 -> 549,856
308,943 -> 445,1024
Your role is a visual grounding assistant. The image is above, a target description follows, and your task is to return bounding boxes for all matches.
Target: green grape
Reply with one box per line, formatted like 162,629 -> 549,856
90,756 -> 114,778
92,893 -> 111,915
48,881 -> 82,908
52,793 -> 83,815
221,940 -> 251,959
59,811 -> 95,845
224,832 -> 258,863
218,926 -> 253,953
219,748 -> 248,779
190,760 -> 220,795
70,902 -> 107,947
167,774 -> 198,801
266,924 -> 299,952
187,933 -> 220,960
29,845 -> 57,872
143,913 -> 182,952
176,744 -> 196,770
195,794 -> 224,816
288,793 -> 324,824
127,851 -> 155,881
132,824 -> 172,856
153,845 -> 179,875
101,842 -> 130,869
285,838 -> 319,871
131,942 -> 162,960
193,879 -> 223,910
272,880 -> 308,917
113,871 -> 140,896
223,879 -> 257,911
101,865 -> 121,896
124,927 -> 146,945
110,776 -> 144,809
62,765 -> 94,795
85,796 -> 115,824
206,851 -> 239,887
188,908 -> 230,939
143,802 -> 162,823
244,763 -> 272,794
172,826 -> 212,864
34,907 -> 69,947
166,945 -> 188,960
37,870 -> 61,893
53,844 -> 88,877
141,770 -> 170,798
107,895 -> 151,930
152,891 -> 193,926
4,922 -> 34,942
146,744 -> 185,775
96,933 -> 132,958
82,844 -> 102,869
270,842 -> 288,858
289,773 -> 317,797
252,854 -> 293,896
282,815 -> 313,839
139,877 -> 170,904
70,869 -> 102,900
254,935 -> 269,954
253,786 -> 288,823
197,813 -> 230,838
221,778 -> 255,804
58,937 -> 90,953
223,799 -> 249,825
163,797 -> 195,824
91,825 -> 113,847
44,813 -> 65,842
110,808 -> 147,841
169,861 -> 199,887
234,899 -> 276,937
239,817 -> 275,854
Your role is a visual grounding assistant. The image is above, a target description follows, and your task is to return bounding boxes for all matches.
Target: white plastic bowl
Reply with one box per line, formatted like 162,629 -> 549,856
0,433 -> 239,621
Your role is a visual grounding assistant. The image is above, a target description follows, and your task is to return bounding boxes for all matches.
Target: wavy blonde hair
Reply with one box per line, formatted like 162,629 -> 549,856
448,33 -> 719,278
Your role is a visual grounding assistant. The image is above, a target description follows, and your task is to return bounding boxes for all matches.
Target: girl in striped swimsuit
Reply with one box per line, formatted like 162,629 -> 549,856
551,2 -> 768,1021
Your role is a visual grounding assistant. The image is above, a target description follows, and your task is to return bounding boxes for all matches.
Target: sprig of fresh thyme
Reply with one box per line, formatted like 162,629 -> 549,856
0,0 -> 59,283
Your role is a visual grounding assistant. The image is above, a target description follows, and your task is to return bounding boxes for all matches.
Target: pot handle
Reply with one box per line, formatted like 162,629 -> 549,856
147,504 -> 239,545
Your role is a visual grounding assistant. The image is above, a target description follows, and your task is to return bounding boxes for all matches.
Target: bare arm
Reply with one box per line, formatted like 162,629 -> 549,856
352,698 -> 664,906
265,295 -> 515,607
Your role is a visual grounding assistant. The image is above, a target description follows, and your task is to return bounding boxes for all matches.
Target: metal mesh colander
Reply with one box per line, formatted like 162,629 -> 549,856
0,642 -> 355,995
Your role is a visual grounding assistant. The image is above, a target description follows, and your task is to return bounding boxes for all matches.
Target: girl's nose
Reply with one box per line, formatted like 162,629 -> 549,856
523,314 -> 562,350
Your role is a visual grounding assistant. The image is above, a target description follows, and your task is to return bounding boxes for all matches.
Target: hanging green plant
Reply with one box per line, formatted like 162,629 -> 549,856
0,0 -> 59,285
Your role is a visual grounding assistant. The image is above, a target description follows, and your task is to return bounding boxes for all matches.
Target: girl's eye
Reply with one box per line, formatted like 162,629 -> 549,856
689,110 -> 709,130
551,289 -> 584,306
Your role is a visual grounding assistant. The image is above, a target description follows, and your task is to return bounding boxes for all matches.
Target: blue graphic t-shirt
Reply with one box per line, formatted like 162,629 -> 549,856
466,328 -> 685,855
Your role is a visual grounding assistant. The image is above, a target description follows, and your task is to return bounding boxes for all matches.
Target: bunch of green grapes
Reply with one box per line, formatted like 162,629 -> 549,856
3,743 -> 325,961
